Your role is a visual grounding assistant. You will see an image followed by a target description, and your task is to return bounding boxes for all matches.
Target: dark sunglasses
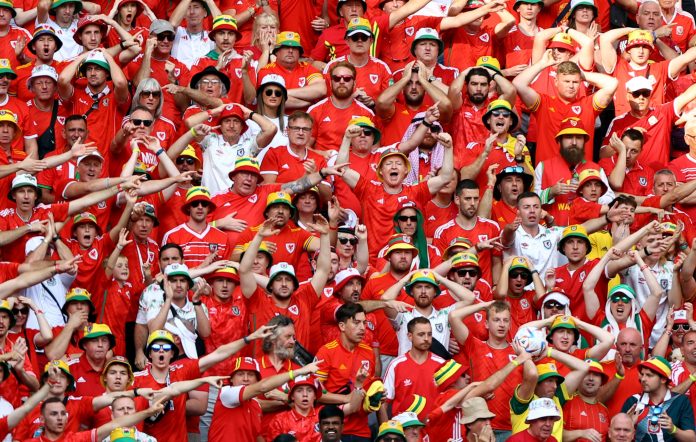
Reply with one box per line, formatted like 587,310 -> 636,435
360,129 -> 373,137
176,157 -> 196,165
397,215 -> 418,222
630,89 -> 651,99
190,200 -> 210,208
331,75 -> 354,83
156,33 -> 175,41
544,301 -> 565,310
348,34 -> 370,42
142,90 -> 161,98
610,294 -> 631,303
456,268 -> 478,277
673,324 -> 691,331
150,343 -> 173,352
264,88 -> 283,97
338,237 -> 358,245
510,271 -> 529,280
491,110 -> 511,118
132,118 -> 153,127
11,308 -> 29,315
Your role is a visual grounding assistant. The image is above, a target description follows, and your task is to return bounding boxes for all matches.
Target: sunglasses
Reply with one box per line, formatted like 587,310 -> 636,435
289,126 -> 311,133
456,268 -> 478,277
150,343 -> 173,352
190,200 -> 210,208
348,34 -> 370,42
331,75 -> 354,83
11,308 -> 29,315
176,157 -> 196,165
397,215 -> 417,222
610,295 -> 631,303
200,79 -> 222,87
264,88 -> 283,97
510,271 -> 529,280
142,90 -> 161,98
491,110 -> 511,118
544,301 -> 565,310
156,33 -> 175,41
673,323 -> 691,331
132,119 -> 153,127
359,129 -> 373,137
630,89 -> 651,98
338,237 -> 358,245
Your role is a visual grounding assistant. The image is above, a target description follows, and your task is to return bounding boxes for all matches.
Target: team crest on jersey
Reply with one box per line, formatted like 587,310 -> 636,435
639,177 -> 647,186
288,305 -> 299,315
148,250 -> 155,262
286,243 -> 295,253
248,194 -> 258,203
88,249 -> 98,260
435,323 -> 444,333
102,98 -> 109,106
46,277 -> 56,286
57,116 -> 65,125
677,26 -> 684,36
571,106 -> 581,115
474,312 -> 483,322
298,77 -> 306,87
366,320 -> 374,330
370,163 -> 378,171
661,279 -> 669,289
235,68 -> 242,78
98,201 -> 106,209
209,243 -> 219,253
324,287 -> 334,297
370,74 -> 378,84
156,131 -> 166,141
478,235 -> 488,242
405,27 -> 415,36
508,354 -> 517,362
521,299 -> 529,309
231,306 -> 240,316
543,240 -> 552,249
314,423 -> 320,433
648,116 -> 658,126
174,68 -> 181,77
480,33 -> 489,42
579,270 -> 586,282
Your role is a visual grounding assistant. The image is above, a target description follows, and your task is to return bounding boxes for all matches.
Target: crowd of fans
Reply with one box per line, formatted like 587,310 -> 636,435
1,0 -> 696,439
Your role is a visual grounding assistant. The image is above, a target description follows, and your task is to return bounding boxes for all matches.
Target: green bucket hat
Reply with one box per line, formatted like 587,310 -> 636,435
49,0 -> 83,14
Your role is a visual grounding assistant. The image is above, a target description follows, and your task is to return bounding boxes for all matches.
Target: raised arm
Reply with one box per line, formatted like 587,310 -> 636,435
599,28 -> 634,74
198,324 -> 275,372
546,347 -> 589,395
239,220 -> 277,298
512,51 -> 553,108
582,248 -> 617,320
426,132 -> 454,194
606,134 -> 627,191
575,317 -> 615,360
448,301 -> 494,344
582,70 -> 618,110
376,62 -> 412,119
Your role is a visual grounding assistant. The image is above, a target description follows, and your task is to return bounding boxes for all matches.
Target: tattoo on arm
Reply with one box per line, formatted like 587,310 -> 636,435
281,175 -> 315,194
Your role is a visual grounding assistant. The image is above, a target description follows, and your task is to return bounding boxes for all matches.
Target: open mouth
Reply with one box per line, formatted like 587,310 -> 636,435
494,121 -> 505,130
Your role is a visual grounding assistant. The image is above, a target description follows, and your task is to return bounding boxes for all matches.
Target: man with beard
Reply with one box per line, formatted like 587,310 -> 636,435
376,60 -> 452,145
382,269 -> 475,356
671,329 -> 696,416
308,62 -> 374,152
57,49 -> 130,164
533,118 -> 613,226
449,67 -> 517,161
601,77 -> 696,171
563,360 -> 610,441
157,146 -> 201,239
514,59 -> 617,164
608,413 -> 636,442
491,166 -> 534,228
239,216 -> 331,356
621,356 -> 696,441
434,179 -> 502,283
384,317 -> 444,421
508,398 -> 562,442
162,186 -> 232,267
319,405 -> 345,442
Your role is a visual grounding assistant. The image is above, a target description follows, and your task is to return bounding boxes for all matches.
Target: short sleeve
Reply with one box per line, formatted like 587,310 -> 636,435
220,385 -> 245,408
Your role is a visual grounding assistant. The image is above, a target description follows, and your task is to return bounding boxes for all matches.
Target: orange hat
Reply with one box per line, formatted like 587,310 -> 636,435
576,169 -> 607,195
548,33 -> 575,52
626,29 -> 654,51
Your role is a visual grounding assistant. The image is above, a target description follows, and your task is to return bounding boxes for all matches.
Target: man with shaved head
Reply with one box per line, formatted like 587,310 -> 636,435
608,413 -> 635,442
597,328 -> 645,417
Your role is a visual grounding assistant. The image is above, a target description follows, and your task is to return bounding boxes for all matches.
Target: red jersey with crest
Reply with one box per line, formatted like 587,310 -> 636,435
13,396 -> 95,440
97,277 -> 144,356
266,408 -> 321,442
319,296 -> 379,347
503,23 -> 536,69
599,156 -> 654,196
161,223 -> 233,267
315,339 -> 376,438
423,200 -> 458,239
380,15 -> 443,70
563,394 -> 610,441
384,352 -> 444,419
378,101 -> 427,146
662,10 -> 696,52
211,183 -> 283,244
202,291 -> 248,376
443,23 -> 497,71
65,235 -> 115,296
432,217 -> 501,282
554,259 -> 608,322
324,56 -> 392,100
492,199 -> 518,228
258,61 -> 323,91
2,95 -> 39,153
260,146 -> 328,183
191,55 -> 256,104
308,98 -> 374,152
258,354 -> 301,427
234,221 -> 315,274
12,60 -> 68,101
669,154 -> 696,222
450,97 -> 491,163
0,27 -> 32,69
507,290 -> 538,338
0,202 -> 69,262
611,58 -> 670,117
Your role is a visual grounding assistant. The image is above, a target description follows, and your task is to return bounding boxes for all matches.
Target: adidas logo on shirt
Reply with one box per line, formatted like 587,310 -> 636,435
323,116 -> 331,122
514,45 -> 521,51
282,164 -> 290,169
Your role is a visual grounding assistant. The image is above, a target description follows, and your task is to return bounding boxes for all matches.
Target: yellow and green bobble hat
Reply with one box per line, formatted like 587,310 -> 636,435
0,59 -> 16,78
639,356 -> 673,384
349,116 -> 381,144
110,428 -> 137,442
404,394 -> 427,415
405,270 -> 441,297
274,31 -> 303,55
43,360 -> 76,391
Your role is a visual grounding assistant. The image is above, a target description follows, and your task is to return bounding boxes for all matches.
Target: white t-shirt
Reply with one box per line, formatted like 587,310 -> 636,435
392,306 -> 455,356
39,17 -> 81,61
23,272 -> 76,329
172,26 -> 215,69
248,115 -> 289,164
201,132 -> 258,195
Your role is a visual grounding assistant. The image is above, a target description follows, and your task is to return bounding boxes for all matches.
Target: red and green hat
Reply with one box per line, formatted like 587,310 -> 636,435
206,266 -> 240,284
450,252 -> 480,270
434,359 -> 467,390
72,212 -> 102,235
639,356 -> 672,383
444,237 -> 473,259
586,358 -> 609,384
181,186 -> 216,214
384,233 -> 418,256
229,156 -> 262,181
576,169 -> 607,195
43,360 -> 76,391
210,15 -> 242,41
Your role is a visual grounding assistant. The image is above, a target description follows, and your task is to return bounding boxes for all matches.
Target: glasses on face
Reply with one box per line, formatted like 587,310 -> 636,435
0,74 -> 13,80
264,88 -> 283,97
491,110 -> 511,118
610,294 -> 631,303
156,33 -> 175,41
544,301 -> 565,310
630,89 -> 651,99
509,271 -> 529,280
331,75 -> 354,83
132,118 -> 153,127
397,215 -> 418,222
338,237 -> 358,245
142,90 -> 161,98
176,157 -> 196,165
190,200 -> 210,208
200,79 -> 221,87
673,323 -> 691,331
348,34 -> 370,42
456,268 -> 478,277
360,129 -> 373,137
12,308 -> 29,315
289,126 -> 312,133
150,343 -> 173,352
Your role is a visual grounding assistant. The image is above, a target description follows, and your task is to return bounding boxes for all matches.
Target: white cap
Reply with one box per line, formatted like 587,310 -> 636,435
543,292 -> 571,307
76,151 -> 104,166
11,174 -> 38,192
25,236 -> 45,255
259,74 -> 287,90
674,309 -> 688,323
164,263 -> 191,277
414,27 -> 440,41
570,0 -> 595,9
334,268 -> 362,287
393,411 -> 425,428
269,262 -> 296,280
526,398 -> 561,422
626,76 -> 654,92
27,64 -> 58,89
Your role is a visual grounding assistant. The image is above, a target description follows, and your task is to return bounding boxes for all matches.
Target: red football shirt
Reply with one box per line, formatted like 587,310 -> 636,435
308,98 -> 375,152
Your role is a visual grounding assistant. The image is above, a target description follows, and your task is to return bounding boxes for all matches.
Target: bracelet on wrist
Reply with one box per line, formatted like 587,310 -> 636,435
422,120 -> 433,129
670,425 -> 678,435
289,369 -> 295,381
615,373 -> 625,380
690,373 -> 696,382
546,348 -> 552,358
243,336 -> 250,345
116,244 -> 124,250
192,300 -> 202,306
329,225 -> 338,231
133,388 -> 139,397
640,264 -> 648,271
319,169 -> 327,179
155,148 -> 165,156
190,127 -> 198,137
249,111 -> 256,120
511,359 -> 521,367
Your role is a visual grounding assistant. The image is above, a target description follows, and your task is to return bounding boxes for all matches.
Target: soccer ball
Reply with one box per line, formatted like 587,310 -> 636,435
514,327 -> 547,357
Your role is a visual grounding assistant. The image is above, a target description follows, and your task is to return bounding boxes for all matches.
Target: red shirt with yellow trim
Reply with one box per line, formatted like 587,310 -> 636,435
161,222 -> 233,268
319,296 -> 379,348
315,338 -> 376,438
492,199 -> 518,228
259,355 -> 301,427
378,102 -> 426,146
